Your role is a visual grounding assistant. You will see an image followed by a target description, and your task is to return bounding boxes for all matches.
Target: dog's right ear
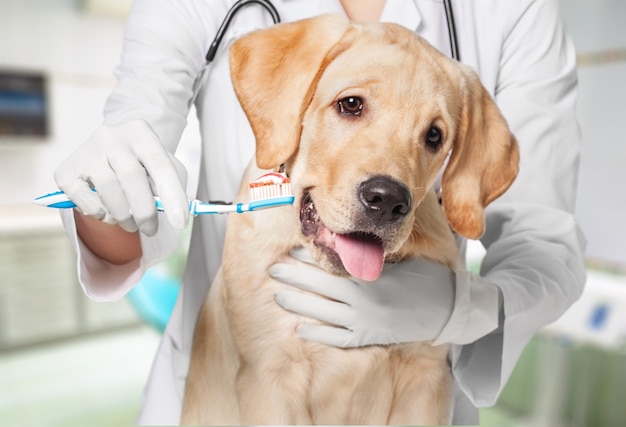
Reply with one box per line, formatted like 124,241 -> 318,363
229,14 -> 352,169
441,67 -> 519,240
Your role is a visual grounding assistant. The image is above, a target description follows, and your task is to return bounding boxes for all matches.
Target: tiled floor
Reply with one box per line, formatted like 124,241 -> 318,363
0,326 -> 160,427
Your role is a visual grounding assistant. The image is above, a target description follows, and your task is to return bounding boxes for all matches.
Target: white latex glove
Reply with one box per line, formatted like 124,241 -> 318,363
272,247 -> 457,348
54,120 -> 189,236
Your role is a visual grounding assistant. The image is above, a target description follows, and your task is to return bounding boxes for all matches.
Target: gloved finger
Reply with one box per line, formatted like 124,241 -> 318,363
288,246 -> 317,265
296,324 -> 355,348
274,291 -> 353,328
95,175 -> 138,232
147,153 -> 189,196
123,172 -> 159,236
270,262 -> 355,303
106,148 -> 159,236
136,137 -> 189,230
61,178 -> 107,220
54,156 -> 107,219
168,152 -> 189,189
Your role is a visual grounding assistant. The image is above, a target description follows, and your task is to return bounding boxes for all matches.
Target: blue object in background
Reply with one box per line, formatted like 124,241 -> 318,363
588,302 -> 610,331
127,268 -> 180,332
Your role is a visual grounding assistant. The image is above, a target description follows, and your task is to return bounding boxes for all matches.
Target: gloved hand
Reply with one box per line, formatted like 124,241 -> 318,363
54,120 -> 189,236
271,247 -> 457,348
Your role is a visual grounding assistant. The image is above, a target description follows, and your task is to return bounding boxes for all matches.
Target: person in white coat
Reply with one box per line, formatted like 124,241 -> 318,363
53,0 -> 587,425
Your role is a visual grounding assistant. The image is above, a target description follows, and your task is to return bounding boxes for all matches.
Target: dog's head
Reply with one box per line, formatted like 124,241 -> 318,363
230,14 -> 519,281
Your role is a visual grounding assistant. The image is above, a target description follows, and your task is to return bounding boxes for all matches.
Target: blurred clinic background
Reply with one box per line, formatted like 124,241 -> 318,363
1,0 -> 625,426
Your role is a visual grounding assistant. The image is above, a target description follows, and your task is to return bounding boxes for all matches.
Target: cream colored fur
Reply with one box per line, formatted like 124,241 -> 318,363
181,14 -> 518,425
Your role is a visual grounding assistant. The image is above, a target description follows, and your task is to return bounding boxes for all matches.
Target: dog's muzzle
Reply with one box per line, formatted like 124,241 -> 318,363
299,177 -> 411,281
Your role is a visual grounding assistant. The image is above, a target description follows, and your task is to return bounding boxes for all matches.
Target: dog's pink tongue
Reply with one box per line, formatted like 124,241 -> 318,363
334,233 -> 385,281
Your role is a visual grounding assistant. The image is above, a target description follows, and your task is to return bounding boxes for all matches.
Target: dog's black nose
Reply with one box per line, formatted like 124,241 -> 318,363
359,176 -> 411,224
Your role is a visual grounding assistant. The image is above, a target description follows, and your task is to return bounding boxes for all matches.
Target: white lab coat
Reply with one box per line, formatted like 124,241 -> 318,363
59,0 -> 587,425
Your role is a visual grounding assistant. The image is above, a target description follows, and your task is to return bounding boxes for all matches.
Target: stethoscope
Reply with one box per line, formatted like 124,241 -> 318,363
207,0 -> 459,62
191,0 -> 459,103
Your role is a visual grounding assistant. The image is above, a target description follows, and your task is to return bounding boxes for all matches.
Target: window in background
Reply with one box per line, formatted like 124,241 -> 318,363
0,70 -> 49,141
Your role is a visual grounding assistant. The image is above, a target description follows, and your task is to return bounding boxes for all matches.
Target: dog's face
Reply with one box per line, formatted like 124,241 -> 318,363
294,27 -> 461,280
230,15 -> 519,281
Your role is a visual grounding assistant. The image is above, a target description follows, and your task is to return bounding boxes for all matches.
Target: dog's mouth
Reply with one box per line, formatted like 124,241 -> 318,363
300,192 -> 385,281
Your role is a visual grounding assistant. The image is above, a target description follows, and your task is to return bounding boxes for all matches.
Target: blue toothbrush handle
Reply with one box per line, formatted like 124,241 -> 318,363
33,190 -> 170,210
33,190 -> 79,209
33,190 -> 295,214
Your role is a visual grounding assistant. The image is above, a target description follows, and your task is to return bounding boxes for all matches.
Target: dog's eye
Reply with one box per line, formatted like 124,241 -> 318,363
337,96 -> 363,116
425,126 -> 443,151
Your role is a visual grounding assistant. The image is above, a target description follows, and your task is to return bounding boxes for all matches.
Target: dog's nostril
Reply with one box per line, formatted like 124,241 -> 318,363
359,177 -> 411,224
369,195 -> 383,206
392,203 -> 408,216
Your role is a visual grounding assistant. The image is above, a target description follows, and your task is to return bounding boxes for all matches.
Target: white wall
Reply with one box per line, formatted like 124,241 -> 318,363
0,0 -> 201,206
561,0 -> 626,266
0,2 -> 125,205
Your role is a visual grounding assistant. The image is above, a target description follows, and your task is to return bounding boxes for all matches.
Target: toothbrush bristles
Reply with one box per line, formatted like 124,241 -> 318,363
250,183 -> 292,201
249,172 -> 292,201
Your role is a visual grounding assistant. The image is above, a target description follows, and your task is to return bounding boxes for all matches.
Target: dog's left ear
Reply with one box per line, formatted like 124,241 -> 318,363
229,14 -> 352,169
442,67 -> 519,239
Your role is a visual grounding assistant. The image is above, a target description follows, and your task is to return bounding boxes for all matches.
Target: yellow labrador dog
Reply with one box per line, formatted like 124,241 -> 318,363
181,14 -> 518,425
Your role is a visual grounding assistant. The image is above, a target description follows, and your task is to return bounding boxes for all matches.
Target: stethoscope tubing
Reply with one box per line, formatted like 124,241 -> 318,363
443,0 -> 460,61
206,0 -> 281,63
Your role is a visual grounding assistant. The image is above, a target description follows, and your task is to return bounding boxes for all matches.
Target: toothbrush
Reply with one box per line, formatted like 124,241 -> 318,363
33,172 -> 294,215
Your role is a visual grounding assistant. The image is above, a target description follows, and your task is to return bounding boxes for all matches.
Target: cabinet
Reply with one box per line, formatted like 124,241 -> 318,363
0,206 -> 140,350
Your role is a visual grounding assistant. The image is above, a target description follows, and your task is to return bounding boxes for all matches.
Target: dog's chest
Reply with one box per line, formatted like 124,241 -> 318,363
219,185 -> 452,422
223,265 -> 449,419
